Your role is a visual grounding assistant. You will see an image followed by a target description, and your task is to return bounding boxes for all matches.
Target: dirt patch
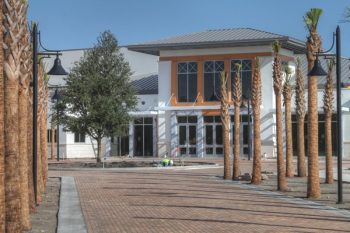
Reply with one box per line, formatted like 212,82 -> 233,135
48,160 -> 216,169
245,175 -> 350,211
25,177 -> 60,233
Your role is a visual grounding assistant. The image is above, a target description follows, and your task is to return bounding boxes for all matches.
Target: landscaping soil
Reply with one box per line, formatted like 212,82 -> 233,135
25,177 -> 60,233
245,175 -> 350,211
48,159 -> 216,169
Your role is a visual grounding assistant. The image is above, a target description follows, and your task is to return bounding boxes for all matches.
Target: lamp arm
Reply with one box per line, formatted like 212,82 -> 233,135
316,32 -> 336,55
38,31 -> 62,53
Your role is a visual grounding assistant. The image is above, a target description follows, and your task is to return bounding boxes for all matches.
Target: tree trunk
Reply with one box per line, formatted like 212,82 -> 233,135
307,75 -> 321,198
0,0 -> 5,229
4,79 -> 22,232
223,115 -> 230,180
285,99 -> 294,177
36,123 -> 43,203
51,123 -> 55,160
18,88 -> 31,230
251,109 -> 261,184
40,108 -> 48,191
233,106 -> 240,180
97,137 -> 102,163
276,94 -> 287,191
325,113 -> 333,184
297,118 -> 307,177
27,92 -> 35,212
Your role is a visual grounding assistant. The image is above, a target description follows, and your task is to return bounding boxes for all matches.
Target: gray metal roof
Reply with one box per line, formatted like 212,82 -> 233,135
127,28 -> 306,55
296,55 -> 350,88
132,74 -> 158,95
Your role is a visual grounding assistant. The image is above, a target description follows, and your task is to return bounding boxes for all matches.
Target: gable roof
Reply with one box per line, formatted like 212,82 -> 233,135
127,28 -> 306,55
132,74 -> 158,95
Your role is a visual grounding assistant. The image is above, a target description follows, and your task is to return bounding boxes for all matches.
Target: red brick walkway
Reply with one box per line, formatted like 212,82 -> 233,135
50,163 -> 350,233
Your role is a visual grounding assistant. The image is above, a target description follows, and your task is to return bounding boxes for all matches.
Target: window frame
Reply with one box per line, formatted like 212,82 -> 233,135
177,61 -> 198,103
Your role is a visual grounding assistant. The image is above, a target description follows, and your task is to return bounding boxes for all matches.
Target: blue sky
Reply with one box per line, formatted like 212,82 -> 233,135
28,0 -> 350,56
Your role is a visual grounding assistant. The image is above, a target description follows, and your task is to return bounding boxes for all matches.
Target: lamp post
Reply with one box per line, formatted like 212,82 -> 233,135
32,23 -> 67,204
308,26 -> 342,204
242,95 -> 252,161
51,89 -> 62,161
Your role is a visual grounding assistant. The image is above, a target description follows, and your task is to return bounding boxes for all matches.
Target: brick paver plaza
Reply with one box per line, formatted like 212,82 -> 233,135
50,162 -> 350,233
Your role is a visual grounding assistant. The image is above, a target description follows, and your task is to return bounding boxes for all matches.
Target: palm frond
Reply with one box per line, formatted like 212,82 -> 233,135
272,40 -> 281,54
304,8 -> 323,32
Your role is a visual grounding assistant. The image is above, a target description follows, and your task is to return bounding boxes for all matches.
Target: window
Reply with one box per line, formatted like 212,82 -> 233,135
204,61 -> 224,101
74,132 -> 85,143
47,129 -> 57,143
231,59 -> 252,100
177,62 -> 197,102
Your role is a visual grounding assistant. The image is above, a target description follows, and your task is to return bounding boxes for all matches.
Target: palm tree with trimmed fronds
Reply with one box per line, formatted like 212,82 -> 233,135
18,4 -> 32,229
304,8 -> 323,199
272,40 -> 288,191
323,59 -> 335,184
220,72 -> 231,180
251,58 -> 262,185
3,0 -> 28,231
295,58 -> 307,177
0,0 -> 5,230
232,63 -> 242,180
283,66 -> 294,178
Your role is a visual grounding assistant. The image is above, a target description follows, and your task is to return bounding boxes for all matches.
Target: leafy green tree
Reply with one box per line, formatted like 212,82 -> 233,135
56,31 -> 137,162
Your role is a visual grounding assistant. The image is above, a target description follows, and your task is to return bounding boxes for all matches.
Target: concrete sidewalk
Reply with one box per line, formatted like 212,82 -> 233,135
57,177 -> 87,233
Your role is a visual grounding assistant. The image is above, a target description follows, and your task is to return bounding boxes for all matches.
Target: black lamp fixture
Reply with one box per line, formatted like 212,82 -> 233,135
32,23 -> 67,204
307,26 -> 343,204
48,54 -> 68,76
308,56 -> 328,77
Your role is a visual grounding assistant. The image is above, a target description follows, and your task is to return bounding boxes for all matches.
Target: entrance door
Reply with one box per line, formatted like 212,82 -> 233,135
204,116 -> 223,156
178,116 -> 197,156
134,117 -> 153,157
231,115 -> 250,158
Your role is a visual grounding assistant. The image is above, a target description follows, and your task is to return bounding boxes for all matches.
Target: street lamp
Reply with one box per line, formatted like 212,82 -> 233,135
241,94 -> 252,161
307,26 -> 342,204
51,89 -> 62,161
32,23 -> 67,204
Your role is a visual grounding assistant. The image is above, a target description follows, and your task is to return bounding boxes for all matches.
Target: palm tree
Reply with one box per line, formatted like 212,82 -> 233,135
295,58 -> 307,177
40,67 -> 49,190
272,41 -> 288,191
18,9 -> 31,229
0,0 -> 5,230
232,63 -> 242,180
251,58 -> 262,184
220,72 -> 231,180
323,59 -> 334,184
304,8 -> 323,198
3,0 -> 27,231
283,66 -> 294,177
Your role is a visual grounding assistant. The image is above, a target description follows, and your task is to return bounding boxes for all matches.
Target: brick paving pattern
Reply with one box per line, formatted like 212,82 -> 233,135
50,161 -> 350,233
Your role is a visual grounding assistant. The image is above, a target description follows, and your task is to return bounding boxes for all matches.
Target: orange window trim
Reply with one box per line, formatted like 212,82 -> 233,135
171,53 -> 266,106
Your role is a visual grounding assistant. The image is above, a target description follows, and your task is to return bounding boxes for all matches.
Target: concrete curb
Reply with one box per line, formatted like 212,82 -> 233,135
57,176 -> 87,233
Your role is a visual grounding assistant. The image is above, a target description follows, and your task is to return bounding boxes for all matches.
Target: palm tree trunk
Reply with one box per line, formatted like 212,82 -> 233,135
285,99 -> 294,177
297,118 -> 307,177
276,94 -> 287,191
325,113 -> 333,184
223,114 -> 230,180
251,109 -> 261,184
18,87 -> 31,230
27,93 -> 35,212
233,106 -> 240,180
307,75 -> 321,198
36,120 -> 43,203
4,66 -> 22,233
0,1 -> 5,230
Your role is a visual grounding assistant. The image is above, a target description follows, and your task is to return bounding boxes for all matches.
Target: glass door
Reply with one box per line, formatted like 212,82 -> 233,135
204,116 -> 223,156
134,117 -> 153,157
178,116 -> 197,156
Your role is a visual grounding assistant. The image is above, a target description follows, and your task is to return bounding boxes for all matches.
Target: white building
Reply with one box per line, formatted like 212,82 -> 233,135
46,28 -> 350,159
